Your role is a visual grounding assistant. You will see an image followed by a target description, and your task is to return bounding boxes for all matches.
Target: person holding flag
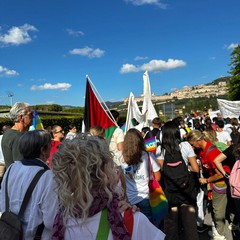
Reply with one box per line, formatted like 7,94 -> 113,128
109,110 -> 124,166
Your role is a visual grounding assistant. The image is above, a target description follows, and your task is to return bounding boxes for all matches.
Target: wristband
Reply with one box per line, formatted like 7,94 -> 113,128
224,173 -> 230,179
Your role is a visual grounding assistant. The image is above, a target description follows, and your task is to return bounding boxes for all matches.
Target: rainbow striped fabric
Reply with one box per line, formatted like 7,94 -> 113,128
148,179 -> 169,224
144,136 -> 157,153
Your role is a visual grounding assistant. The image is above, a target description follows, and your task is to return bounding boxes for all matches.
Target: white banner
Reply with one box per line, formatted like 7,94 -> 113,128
217,98 -> 240,118
208,110 -> 220,120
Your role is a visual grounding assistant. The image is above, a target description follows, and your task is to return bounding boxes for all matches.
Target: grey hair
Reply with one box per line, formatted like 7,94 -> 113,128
9,102 -> 29,122
51,134 -> 115,224
19,130 -> 51,159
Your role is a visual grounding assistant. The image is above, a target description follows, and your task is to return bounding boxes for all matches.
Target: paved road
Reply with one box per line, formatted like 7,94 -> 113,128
179,210 -> 240,240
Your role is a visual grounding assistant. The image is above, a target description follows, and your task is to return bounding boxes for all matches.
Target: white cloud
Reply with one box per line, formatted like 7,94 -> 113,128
66,28 -> 84,37
0,24 -> 38,46
134,56 -> 148,61
46,101 -> 55,104
0,65 -> 19,76
125,0 -> 167,8
227,43 -> 239,50
209,56 -> 216,60
31,83 -> 71,91
120,58 -> 186,73
69,46 -> 105,58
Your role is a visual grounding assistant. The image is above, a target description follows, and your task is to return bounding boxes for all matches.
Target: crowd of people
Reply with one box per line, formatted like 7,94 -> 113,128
0,102 -> 240,240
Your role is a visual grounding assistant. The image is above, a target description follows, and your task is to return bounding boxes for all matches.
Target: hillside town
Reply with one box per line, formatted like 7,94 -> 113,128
124,80 -> 228,103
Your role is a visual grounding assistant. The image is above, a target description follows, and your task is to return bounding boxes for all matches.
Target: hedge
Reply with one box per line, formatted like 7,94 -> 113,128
0,116 -> 127,134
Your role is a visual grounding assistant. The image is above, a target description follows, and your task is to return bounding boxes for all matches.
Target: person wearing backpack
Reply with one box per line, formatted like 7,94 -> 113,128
188,130 -> 231,240
51,134 -> 165,240
157,121 -> 199,240
0,130 -> 58,240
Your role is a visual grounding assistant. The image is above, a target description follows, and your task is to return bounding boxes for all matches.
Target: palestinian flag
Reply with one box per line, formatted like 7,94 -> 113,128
84,77 -> 117,140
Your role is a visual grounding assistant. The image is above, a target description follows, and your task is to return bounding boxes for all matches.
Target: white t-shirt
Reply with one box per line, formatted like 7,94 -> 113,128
180,128 -> 188,141
216,131 -> 232,145
65,132 -> 76,140
109,127 -> 124,166
156,141 -> 196,166
122,151 -> 160,205
223,123 -> 233,134
64,211 -> 165,240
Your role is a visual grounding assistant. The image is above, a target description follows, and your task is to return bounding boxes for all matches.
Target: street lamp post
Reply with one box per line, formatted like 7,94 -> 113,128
8,92 -> 14,107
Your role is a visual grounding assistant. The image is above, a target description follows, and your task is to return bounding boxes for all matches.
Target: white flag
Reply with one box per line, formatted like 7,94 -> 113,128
142,71 -> 158,126
125,92 -> 145,134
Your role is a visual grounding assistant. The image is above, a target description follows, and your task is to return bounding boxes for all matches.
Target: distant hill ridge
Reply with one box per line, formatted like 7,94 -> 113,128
207,76 -> 231,85
119,76 -> 230,105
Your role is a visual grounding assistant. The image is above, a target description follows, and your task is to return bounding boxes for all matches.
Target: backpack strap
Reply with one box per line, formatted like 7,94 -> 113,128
96,208 -> 110,240
147,152 -> 154,180
5,166 -> 47,239
205,145 -> 217,158
18,169 -> 47,240
18,169 -> 46,218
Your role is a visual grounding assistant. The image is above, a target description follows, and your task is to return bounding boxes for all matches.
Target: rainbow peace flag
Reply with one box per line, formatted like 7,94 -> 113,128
144,136 -> 157,152
149,180 -> 169,223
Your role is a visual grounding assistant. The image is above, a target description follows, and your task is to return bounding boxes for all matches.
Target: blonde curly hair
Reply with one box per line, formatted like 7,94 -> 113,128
51,134 -> 115,223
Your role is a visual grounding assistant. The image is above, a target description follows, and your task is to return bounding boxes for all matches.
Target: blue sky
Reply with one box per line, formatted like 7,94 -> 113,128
0,0 -> 239,107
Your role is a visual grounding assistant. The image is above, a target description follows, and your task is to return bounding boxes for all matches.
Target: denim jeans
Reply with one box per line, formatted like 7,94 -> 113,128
136,198 -> 152,223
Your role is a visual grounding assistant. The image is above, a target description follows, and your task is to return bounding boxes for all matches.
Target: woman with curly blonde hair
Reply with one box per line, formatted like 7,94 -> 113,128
51,134 -> 165,240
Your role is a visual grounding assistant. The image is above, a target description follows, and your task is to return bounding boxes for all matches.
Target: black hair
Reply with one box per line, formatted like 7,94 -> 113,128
110,110 -> 119,120
161,120 -> 181,155
69,124 -> 76,130
141,127 -> 150,134
216,119 -> 224,129
19,130 -> 51,159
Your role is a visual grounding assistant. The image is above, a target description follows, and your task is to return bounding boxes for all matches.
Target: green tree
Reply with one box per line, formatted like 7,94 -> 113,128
228,45 -> 240,100
49,104 -> 63,112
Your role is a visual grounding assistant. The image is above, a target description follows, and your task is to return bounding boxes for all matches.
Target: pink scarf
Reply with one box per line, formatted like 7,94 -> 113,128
52,188 -> 131,240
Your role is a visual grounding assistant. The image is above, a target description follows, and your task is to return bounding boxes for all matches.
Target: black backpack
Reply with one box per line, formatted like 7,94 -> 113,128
0,166 -> 46,240
163,150 -> 197,206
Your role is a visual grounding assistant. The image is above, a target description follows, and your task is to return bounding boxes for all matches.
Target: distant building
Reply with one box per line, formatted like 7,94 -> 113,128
123,81 -> 228,103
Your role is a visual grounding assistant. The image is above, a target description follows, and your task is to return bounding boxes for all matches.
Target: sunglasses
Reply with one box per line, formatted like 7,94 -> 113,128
55,130 -> 64,134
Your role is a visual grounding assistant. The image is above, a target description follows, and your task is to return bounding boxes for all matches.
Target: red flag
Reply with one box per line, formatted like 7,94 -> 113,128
84,77 -> 117,140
